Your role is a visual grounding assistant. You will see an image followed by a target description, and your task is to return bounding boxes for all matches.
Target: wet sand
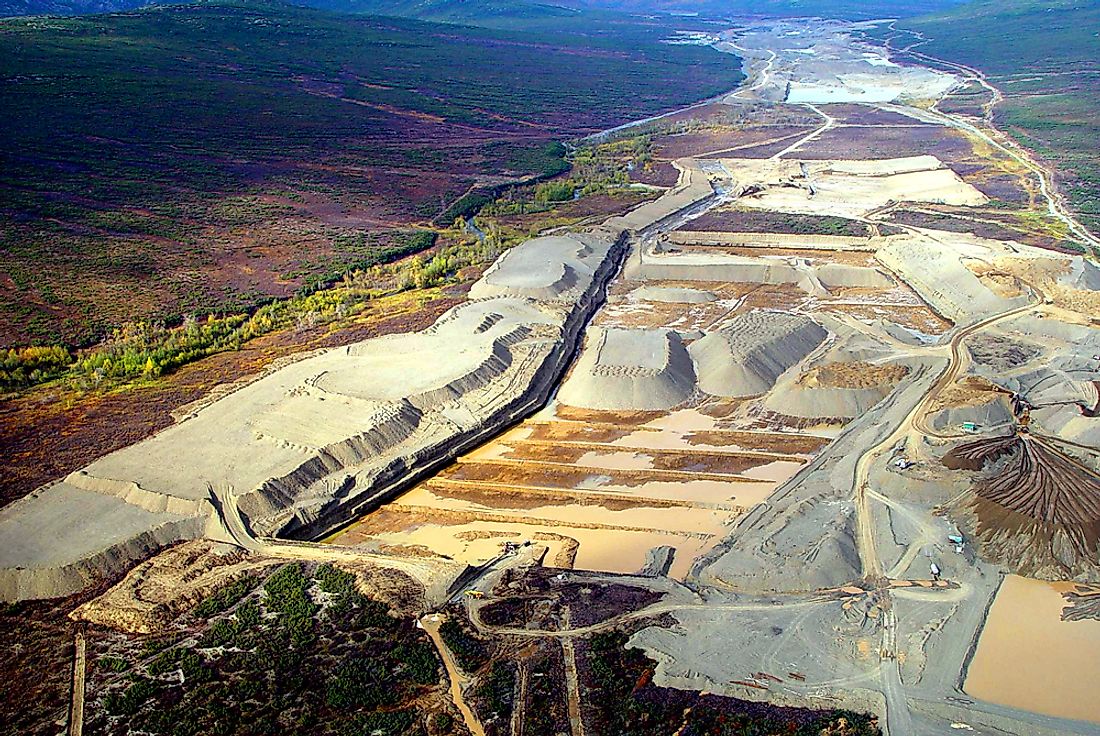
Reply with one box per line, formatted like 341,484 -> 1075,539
392,486 -> 729,536
573,450 -> 656,471
965,575 -> 1100,724
607,478 -> 775,507
323,269 -> 846,587
741,459 -> 805,483
356,518 -> 712,579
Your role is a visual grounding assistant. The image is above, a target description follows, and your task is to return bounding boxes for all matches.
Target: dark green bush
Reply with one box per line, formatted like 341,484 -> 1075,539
325,657 -> 398,710
194,575 -> 259,618
438,619 -> 489,673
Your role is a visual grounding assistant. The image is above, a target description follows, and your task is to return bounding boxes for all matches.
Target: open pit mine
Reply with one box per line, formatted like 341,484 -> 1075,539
5,17 -> 1100,736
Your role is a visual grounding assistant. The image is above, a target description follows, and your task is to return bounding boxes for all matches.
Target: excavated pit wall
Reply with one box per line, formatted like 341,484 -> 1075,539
273,230 -> 632,541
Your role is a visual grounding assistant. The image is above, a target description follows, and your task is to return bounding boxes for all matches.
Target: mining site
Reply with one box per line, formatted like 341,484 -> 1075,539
3,15 -> 1100,736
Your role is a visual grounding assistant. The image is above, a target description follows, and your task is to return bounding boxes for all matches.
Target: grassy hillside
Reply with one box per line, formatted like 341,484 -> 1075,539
898,0 -> 1100,235
0,0 -> 742,346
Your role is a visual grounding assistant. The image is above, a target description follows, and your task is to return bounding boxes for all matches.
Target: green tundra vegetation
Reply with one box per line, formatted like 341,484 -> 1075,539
0,229 -> 449,393
87,562 -> 449,736
480,136 -> 652,217
898,0 -> 1100,234
0,0 -> 745,348
0,123 -> 651,396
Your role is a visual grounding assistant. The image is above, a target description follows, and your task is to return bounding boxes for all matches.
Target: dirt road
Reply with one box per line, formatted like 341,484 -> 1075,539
560,607 -> 587,736
910,292 -> 1042,440
771,104 -> 836,159
68,626 -> 87,736
421,614 -> 487,736
879,22 -> 1099,249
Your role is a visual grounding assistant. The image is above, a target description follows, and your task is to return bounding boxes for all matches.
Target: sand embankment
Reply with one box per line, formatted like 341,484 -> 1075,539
717,155 -> 987,219
606,159 -> 718,234
665,231 -> 874,251
626,243 -> 890,293
877,234 -> 1029,323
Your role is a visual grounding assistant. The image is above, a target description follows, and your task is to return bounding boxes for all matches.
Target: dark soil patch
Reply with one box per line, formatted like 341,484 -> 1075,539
0,580 -> 121,736
795,124 -> 967,160
686,209 -> 870,236
887,208 -> 1063,250
655,125 -> 812,159
482,574 -> 663,630
819,104 -> 932,126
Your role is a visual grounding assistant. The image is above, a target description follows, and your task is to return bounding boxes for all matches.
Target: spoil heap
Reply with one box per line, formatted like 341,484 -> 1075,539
945,435 -> 1100,580
557,327 -> 697,411
690,312 -> 828,397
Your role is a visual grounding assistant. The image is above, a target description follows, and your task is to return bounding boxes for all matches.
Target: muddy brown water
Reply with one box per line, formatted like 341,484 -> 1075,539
328,404 -> 818,581
362,519 -> 712,579
965,575 -> 1100,724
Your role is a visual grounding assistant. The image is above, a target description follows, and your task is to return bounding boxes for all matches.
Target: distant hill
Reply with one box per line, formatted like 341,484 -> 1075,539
304,0 -> 583,23
0,0 -> 146,13
899,0 -> 1100,235
307,0 -> 972,23
2,0 -> 968,20
568,0 -> 968,20
904,0 -> 1099,75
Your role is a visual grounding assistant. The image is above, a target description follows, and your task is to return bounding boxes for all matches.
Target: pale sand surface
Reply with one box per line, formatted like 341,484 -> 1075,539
965,575 -> 1100,724
740,459 -> 805,483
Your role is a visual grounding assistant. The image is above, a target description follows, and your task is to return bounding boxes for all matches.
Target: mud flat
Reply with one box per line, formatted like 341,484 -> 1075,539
365,516 -> 713,580
0,229 -> 628,601
330,384 -> 821,580
965,575 -> 1100,724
